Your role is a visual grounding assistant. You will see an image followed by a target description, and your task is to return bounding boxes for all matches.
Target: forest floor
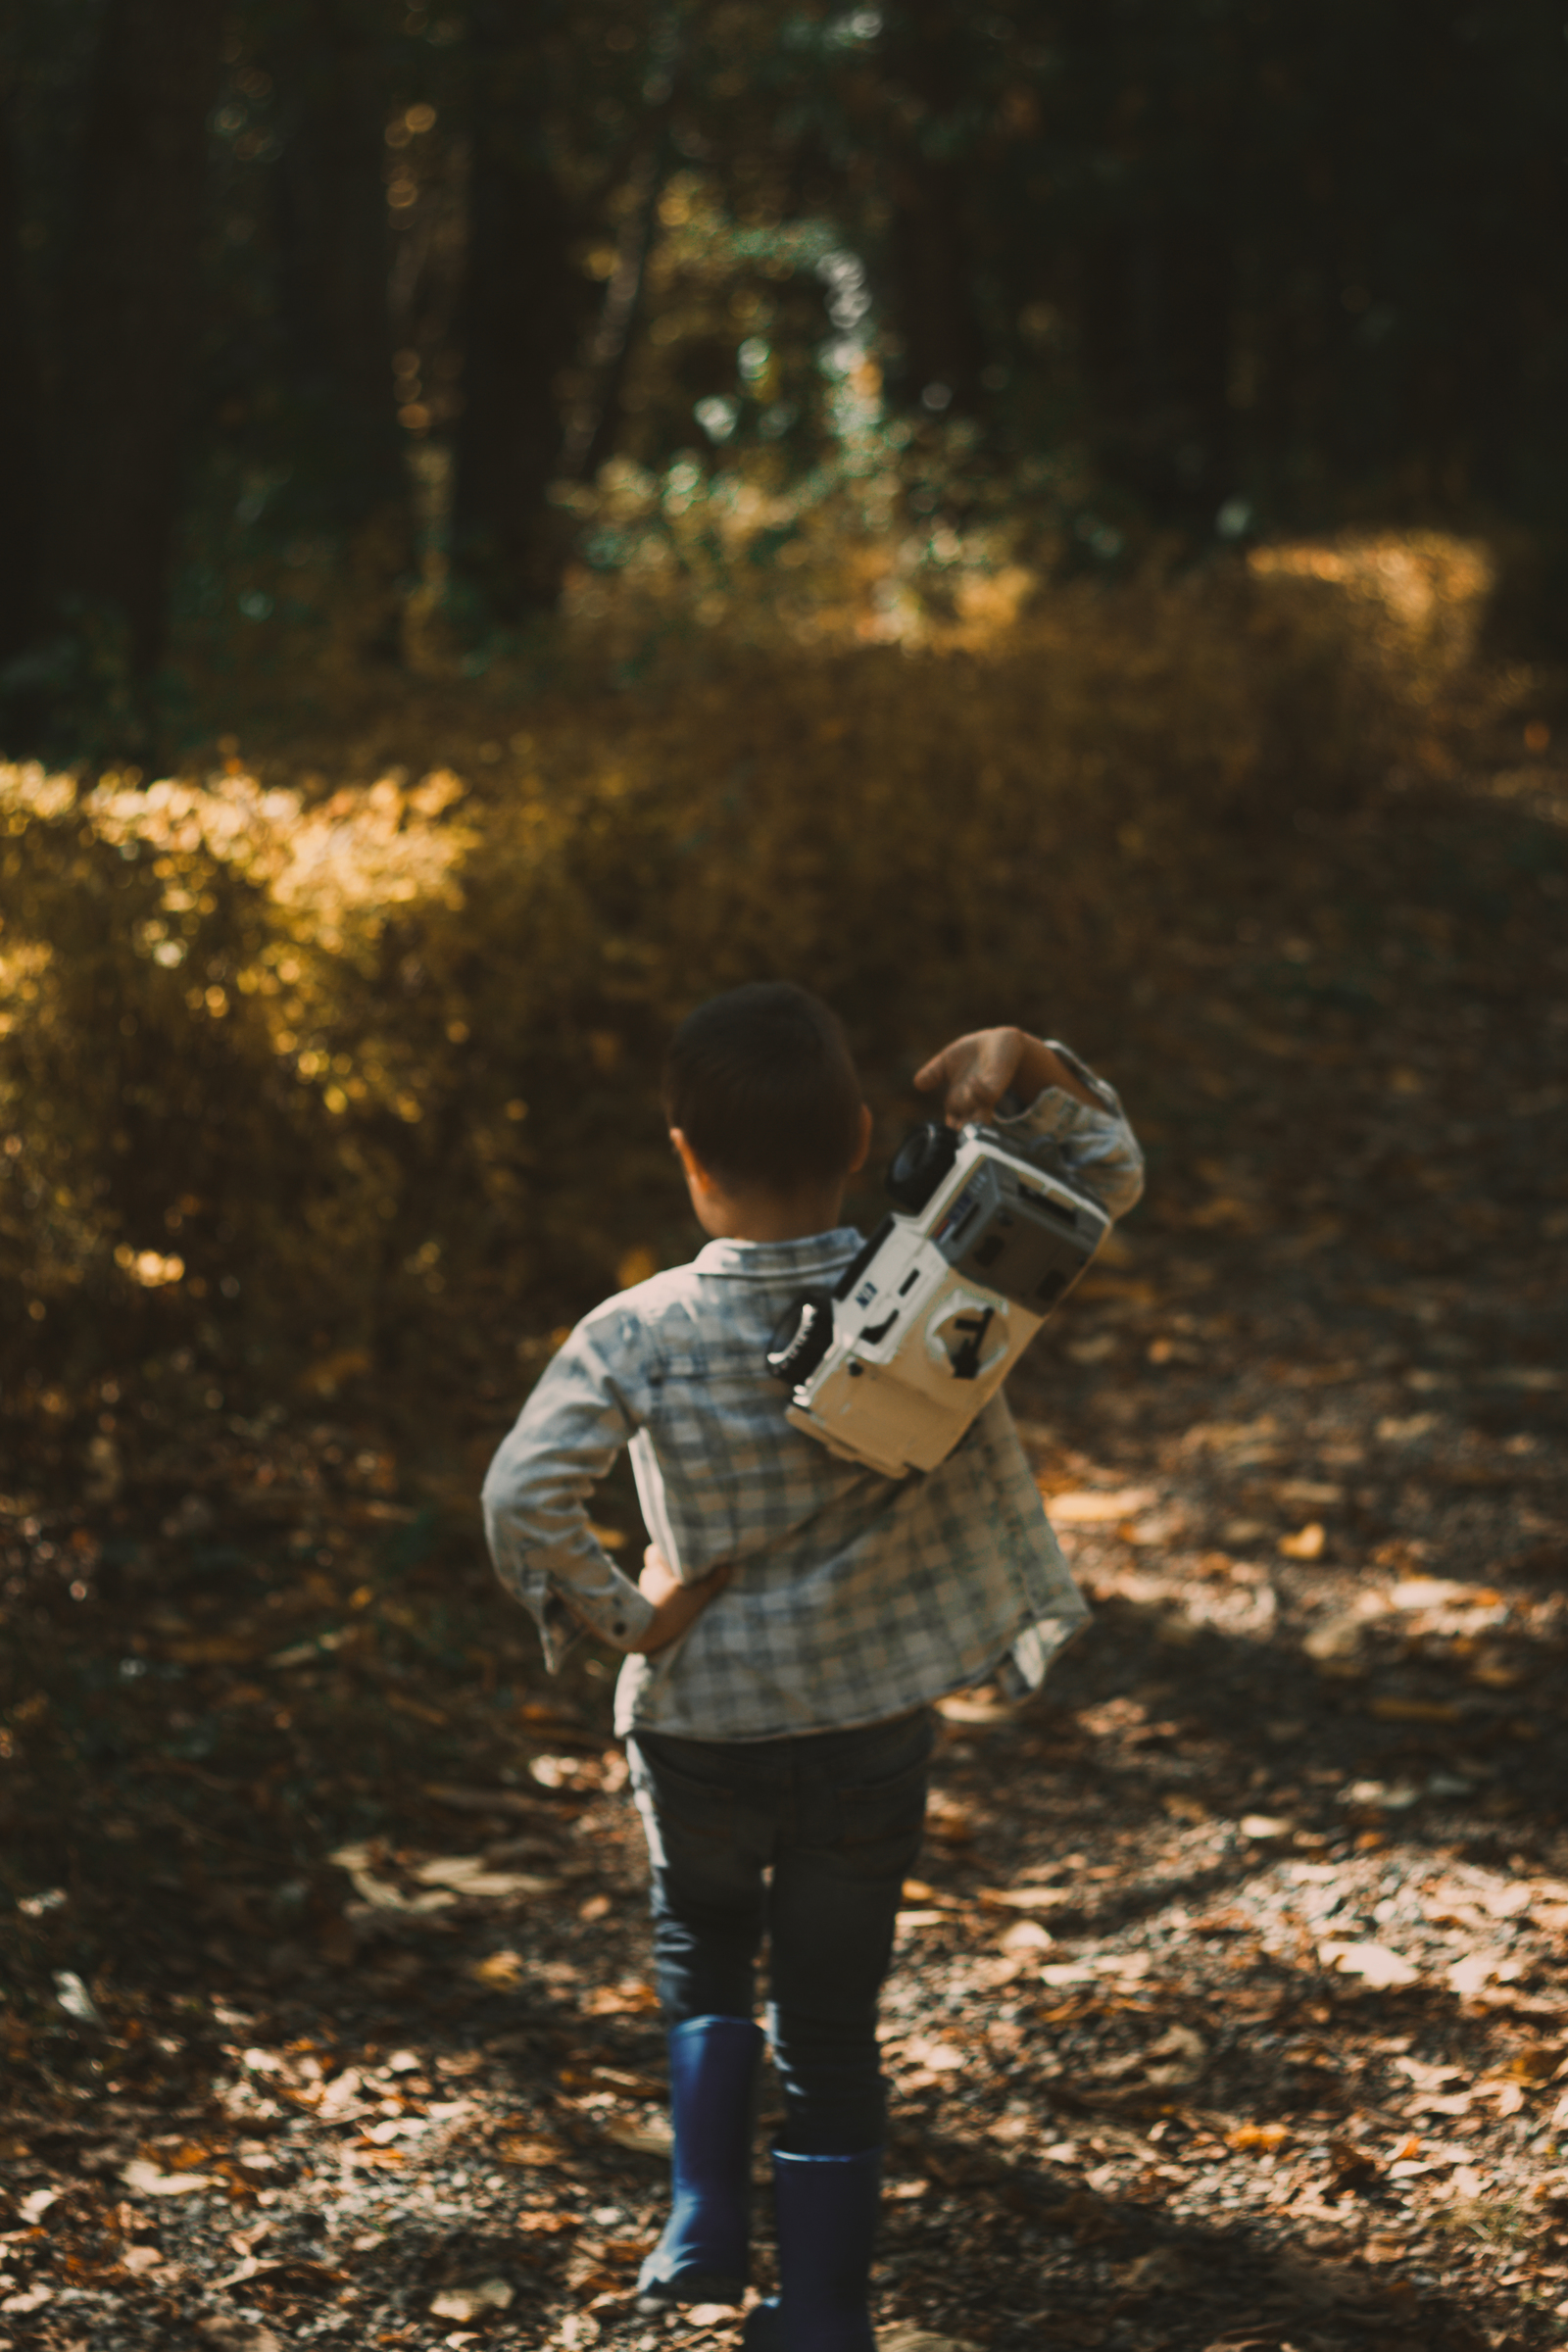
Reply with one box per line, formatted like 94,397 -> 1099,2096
3,742 -> 1568,2352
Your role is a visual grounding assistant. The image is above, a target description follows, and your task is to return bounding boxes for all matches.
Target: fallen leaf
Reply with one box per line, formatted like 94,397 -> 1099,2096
934,1694 -> 1018,1726
328,1843 -> 456,1913
1326,2135 -> 1380,2181
121,2246 -> 171,2277
497,2135 -> 565,2168
121,2157 -> 220,2196
1049,1488 -> 1157,1523
902,2036 -> 966,2072
424,1782 -> 563,1820
471,1950 -> 526,1988
1116,2247 -> 1193,2294
981,1885 -> 1073,1910
1446,1950 -> 1515,1997
1501,2043 -> 1561,2082
267,1628 -> 350,1668
215,2254 -> 341,2291
429,2278 -> 514,2320
162,1634 -> 263,1666
515,2210 -> 578,2234
880,2330 -> 987,2352
923,1792 -> 973,1843
581,1981 -> 660,2016
999,1919 -> 1054,1953
1396,2058 -> 1465,2089
1226,2122 -> 1291,2152
1239,1814 -> 1294,1840
196,2322 -> 285,2352
1279,1521 -> 1326,1559
1369,1696 -> 1466,1725
1039,1953 -> 1152,1987
601,2117 -> 673,2155
0,2286 -> 53,2314
1402,2089 -> 1474,2117
53,1968 -> 104,2027
1141,2025 -> 1207,2086
18,2188 -> 60,2223
1319,1940 -> 1420,1987
1388,1576 -> 1488,1609
413,1854 -> 560,1897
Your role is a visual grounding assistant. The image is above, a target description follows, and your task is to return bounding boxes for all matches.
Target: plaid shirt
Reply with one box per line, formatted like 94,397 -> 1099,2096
481,1046 -> 1144,1741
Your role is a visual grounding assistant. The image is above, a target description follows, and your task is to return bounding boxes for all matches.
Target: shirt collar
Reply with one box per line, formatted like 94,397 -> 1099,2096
691,1226 -> 862,1282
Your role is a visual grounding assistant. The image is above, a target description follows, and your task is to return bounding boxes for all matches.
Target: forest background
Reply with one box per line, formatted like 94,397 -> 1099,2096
2,5 -> 1568,2348
2,0 -> 1566,1414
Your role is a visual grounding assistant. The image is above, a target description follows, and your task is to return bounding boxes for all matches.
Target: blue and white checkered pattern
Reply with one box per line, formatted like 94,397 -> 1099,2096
481,1047 -> 1144,1741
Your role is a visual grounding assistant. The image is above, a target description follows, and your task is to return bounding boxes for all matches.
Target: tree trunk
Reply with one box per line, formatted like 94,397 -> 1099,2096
44,0 -> 222,682
559,136 -> 665,483
886,155 -> 988,416
270,0 -> 408,536
451,0 -> 580,622
879,2 -> 989,417
0,74 -> 40,673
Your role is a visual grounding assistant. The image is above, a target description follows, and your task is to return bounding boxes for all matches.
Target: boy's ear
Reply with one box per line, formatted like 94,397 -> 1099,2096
848,1102 -> 873,1176
669,1127 -> 709,1190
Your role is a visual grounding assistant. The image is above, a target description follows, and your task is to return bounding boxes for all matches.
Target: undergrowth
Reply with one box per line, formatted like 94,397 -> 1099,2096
0,526 -> 1509,1435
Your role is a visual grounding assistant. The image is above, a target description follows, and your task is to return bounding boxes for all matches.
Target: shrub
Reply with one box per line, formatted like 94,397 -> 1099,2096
0,532 -> 1494,1418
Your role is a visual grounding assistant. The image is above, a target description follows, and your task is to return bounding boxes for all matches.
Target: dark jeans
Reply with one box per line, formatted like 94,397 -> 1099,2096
627,1708 -> 934,2155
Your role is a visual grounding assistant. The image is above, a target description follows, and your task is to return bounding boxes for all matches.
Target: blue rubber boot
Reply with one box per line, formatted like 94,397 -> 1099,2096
741,2145 -> 881,2351
636,2015 -> 764,2310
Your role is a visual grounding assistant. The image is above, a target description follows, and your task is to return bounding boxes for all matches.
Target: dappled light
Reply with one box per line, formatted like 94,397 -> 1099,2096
3,516 -> 1567,2347
3,1 -> 1567,2342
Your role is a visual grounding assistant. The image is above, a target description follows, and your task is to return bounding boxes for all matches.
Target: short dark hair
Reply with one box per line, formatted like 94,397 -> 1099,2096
664,982 -> 863,1194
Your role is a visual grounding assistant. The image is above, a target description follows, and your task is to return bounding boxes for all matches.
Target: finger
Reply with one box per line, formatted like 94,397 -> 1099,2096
912,1050 -> 950,1093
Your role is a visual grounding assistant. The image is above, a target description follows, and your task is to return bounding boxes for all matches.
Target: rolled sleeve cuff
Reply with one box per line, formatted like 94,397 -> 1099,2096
995,1038 -> 1145,1220
555,1558 -> 658,1653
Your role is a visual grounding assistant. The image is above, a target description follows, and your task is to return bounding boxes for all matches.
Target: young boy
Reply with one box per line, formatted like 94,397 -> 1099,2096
482,984 -> 1143,2351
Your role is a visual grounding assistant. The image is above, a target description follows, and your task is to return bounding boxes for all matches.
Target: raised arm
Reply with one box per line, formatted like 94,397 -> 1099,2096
914,1024 -> 1145,1222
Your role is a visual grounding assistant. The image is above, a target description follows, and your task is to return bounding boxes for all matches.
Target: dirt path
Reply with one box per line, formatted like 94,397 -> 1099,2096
2,766 -> 1566,2351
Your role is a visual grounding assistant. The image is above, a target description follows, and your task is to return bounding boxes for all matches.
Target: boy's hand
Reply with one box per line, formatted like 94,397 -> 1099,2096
625,1544 -> 732,1654
914,1027 -> 1101,1124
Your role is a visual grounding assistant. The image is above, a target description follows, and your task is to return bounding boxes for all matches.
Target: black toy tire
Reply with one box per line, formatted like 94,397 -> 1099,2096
765,1291 -> 836,1386
886,1122 -> 958,1213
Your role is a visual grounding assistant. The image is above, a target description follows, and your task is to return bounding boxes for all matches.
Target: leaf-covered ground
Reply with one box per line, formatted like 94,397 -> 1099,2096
3,751 -> 1567,2352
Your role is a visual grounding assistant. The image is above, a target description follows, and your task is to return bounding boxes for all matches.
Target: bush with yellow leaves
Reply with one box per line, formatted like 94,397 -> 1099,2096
0,532 -> 1494,1414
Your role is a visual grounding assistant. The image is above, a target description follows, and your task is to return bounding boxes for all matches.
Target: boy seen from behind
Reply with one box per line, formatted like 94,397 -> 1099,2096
482,984 -> 1144,2351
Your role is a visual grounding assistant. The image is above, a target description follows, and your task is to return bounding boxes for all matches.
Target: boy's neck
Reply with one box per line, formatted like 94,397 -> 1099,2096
698,1184 -> 848,1245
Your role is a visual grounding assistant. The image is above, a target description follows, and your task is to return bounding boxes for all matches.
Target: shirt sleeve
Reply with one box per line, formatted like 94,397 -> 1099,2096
994,1039 -> 1146,1222
480,1309 -> 658,1673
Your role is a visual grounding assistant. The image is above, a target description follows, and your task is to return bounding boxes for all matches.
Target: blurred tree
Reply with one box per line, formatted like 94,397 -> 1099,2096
450,0 -> 581,622
42,0 -> 222,685
3,0 -> 1567,764
875,3 -> 992,420
0,68 -> 40,672
267,0 -> 410,572
559,11 -> 686,484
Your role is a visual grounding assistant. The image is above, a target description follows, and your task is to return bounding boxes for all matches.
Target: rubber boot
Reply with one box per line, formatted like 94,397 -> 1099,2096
741,2144 -> 881,2351
636,2015 -> 764,2310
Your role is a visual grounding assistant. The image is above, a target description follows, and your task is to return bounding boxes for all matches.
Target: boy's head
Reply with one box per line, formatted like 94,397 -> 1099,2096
664,982 -> 869,1234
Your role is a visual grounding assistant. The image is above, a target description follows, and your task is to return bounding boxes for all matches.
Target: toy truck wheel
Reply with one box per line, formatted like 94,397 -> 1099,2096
765,1291 -> 836,1387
